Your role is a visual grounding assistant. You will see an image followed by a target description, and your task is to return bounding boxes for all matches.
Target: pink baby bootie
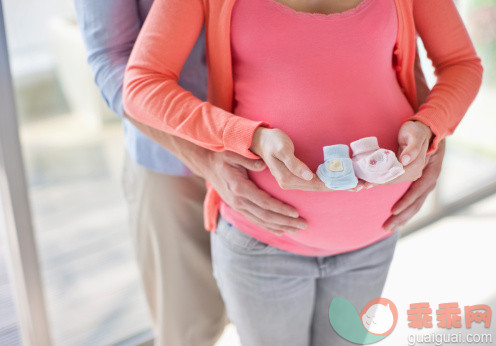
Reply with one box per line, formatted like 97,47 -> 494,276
350,137 -> 405,184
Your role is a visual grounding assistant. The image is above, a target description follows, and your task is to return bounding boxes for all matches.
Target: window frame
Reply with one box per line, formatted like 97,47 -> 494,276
0,1 -> 52,345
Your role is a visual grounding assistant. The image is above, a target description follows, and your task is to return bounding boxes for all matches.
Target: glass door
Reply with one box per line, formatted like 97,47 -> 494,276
0,1 -> 51,344
0,0 -> 150,344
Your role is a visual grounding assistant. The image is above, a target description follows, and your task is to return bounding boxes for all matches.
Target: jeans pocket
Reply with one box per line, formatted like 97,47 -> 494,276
215,217 -> 271,254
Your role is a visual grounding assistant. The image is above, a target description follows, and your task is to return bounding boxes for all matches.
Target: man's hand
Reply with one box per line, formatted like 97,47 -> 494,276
198,151 -> 309,236
382,139 -> 445,231
125,114 -> 308,235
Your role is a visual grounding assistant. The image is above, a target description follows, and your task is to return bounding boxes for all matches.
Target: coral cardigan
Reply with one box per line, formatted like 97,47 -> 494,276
123,0 -> 483,232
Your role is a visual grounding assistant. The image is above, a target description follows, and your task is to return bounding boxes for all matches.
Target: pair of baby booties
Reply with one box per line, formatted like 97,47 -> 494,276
316,137 -> 405,190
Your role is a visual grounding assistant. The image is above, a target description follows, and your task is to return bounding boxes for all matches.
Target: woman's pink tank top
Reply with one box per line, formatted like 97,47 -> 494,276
220,0 -> 415,256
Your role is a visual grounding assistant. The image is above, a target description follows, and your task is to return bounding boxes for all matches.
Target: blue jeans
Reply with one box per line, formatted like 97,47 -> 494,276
210,216 -> 399,346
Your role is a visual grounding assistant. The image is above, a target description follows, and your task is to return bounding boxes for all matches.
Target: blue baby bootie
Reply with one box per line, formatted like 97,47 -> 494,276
317,144 -> 358,190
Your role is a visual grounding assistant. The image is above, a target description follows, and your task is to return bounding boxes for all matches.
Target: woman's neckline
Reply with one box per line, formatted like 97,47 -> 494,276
264,0 -> 375,19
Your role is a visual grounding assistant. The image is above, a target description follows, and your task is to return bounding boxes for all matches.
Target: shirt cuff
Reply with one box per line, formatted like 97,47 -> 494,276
405,110 -> 446,155
223,116 -> 270,159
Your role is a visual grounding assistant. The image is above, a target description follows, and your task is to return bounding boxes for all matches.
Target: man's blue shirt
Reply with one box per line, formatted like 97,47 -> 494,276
74,0 -> 208,175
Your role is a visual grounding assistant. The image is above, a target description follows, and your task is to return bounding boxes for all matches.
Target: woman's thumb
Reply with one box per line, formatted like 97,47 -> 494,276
280,152 -> 314,181
399,135 -> 421,167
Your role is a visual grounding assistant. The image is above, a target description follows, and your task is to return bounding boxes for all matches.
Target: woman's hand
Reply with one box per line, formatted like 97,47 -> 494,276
396,120 -> 433,179
371,120 -> 433,186
382,139 -> 445,231
250,128 -> 334,191
250,127 -> 366,192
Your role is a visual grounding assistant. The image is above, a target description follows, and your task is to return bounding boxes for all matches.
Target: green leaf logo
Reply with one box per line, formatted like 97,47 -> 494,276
329,297 -> 398,344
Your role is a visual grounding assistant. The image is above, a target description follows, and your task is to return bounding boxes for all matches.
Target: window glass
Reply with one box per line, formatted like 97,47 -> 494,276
416,0 -> 496,206
2,0 -> 151,344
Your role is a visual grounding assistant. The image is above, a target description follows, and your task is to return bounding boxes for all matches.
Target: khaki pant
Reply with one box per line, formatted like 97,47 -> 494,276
122,154 -> 227,346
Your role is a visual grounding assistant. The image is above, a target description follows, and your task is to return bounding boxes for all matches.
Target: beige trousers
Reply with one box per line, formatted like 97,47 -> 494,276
122,154 -> 227,346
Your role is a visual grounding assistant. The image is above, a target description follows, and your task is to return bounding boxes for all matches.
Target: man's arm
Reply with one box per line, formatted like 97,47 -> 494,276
122,0 -> 266,159
125,114 -> 307,234
74,0 -> 140,116
74,0 -> 305,233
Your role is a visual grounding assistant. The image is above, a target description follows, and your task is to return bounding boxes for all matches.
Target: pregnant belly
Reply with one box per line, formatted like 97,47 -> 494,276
248,168 -> 411,249
230,78 -> 415,250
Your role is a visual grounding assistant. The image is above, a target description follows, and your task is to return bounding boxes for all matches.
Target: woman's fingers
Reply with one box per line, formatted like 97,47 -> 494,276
266,156 -> 329,191
378,157 -> 425,185
376,123 -> 432,186
268,154 -> 369,192
364,181 -> 376,189
266,156 -> 300,190
397,120 -> 432,167
250,127 -> 318,187
398,135 -> 422,166
275,150 -> 314,181
250,127 -> 394,192
310,176 -> 333,191
346,179 -> 367,191
342,179 -> 374,192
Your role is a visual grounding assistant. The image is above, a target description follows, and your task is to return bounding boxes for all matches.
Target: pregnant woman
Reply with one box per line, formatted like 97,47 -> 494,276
123,0 -> 482,344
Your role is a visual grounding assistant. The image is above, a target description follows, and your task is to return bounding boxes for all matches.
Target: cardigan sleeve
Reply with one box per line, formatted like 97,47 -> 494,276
123,0 -> 266,159
407,0 -> 483,154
